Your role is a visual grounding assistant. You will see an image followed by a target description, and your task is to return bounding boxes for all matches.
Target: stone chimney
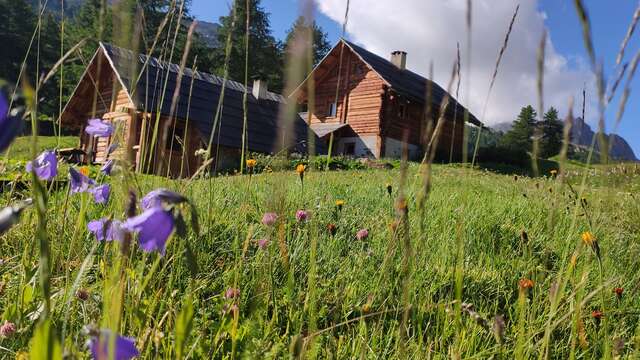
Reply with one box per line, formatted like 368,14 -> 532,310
390,51 -> 407,70
252,78 -> 268,100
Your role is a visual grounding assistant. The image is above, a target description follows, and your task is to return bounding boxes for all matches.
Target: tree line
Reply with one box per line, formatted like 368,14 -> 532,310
0,0 -> 331,121
500,105 -> 564,159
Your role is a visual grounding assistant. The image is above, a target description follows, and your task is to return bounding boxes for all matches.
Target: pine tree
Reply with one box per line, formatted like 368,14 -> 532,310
0,0 -> 38,83
284,16 -> 331,67
211,0 -> 283,91
500,105 -> 537,151
540,107 -> 563,158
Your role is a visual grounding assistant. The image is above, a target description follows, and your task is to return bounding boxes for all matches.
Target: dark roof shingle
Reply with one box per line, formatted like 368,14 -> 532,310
342,40 -> 482,126
101,42 -> 323,154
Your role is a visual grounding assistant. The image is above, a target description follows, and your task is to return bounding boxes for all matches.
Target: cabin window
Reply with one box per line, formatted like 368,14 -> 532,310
343,142 -> 355,156
328,102 -> 337,117
166,125 -> 185,153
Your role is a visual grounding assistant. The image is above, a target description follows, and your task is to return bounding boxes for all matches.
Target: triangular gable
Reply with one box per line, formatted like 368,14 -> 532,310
59,45 -> 134,129
290,39 -> 482,127
288,39 -> 390,100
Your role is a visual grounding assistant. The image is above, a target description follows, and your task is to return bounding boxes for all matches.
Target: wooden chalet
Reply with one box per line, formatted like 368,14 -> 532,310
60,43 -> 321,177
292,39 -> 482,160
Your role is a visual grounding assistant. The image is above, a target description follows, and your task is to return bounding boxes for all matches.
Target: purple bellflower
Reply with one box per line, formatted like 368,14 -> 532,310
88,330 -> 139,360
90,184 -> 111,204
0,93 -> 22,153
87,218 -> 125,242
140,189 -> 187,210
69,167 -> 95,193
101,159 -> 114,176
26,150 -> 58,181
123,207 -> 175,255
85,119 -> 113,137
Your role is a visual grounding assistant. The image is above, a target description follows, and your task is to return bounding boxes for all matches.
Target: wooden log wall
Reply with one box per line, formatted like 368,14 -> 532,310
308,47 -> 385,136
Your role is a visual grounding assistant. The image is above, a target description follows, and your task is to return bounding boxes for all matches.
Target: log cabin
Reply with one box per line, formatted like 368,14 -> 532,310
292,39 -> 482,160
60,43 -> 322,177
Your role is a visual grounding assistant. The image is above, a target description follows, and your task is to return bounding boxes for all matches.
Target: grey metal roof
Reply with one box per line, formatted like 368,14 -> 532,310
309,123 -> 350,138
342,40 -> 482,127
100,42 -> 323,154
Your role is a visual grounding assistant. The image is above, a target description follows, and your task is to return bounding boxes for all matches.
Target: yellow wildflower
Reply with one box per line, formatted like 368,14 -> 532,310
246,159 -> 257,168
581,231 -> 595,247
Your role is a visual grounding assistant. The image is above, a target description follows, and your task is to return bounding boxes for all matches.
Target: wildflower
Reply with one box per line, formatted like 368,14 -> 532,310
141,189 -> 187,210
386,183 -> 392,196
518,278 -> 534,290
246,159 -> 257,169
85,118 -> 113,137
262,212 -> 278,226
613,287 -> 624,300
76,289 -> 90,301
581,231 -> 600,258
88,218 -> 125,242
362,303 -> 371,313
296,163 -> 305,182
356,228 -> 369,240
256,238 -> 269,249
224,287 -> 240,299
0,321 -> 16,338
335,200 -> 345,211
88,329 -> 139,360
123,207 -> 175,255
90,184 -> 111,205
591,310 -> 603,323
80,166 -> 90,177
327,223 -> 337,236
0,92 -> 22,153
101,159 -> 114,176
295,209 -> 308,222
69,167 -> 95,193
0,198 -> 32,236
26,150 -> 58,180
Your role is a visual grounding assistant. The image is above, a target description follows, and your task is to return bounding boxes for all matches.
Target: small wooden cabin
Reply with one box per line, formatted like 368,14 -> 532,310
292,39 -> 482,160
60,43 -> 320,177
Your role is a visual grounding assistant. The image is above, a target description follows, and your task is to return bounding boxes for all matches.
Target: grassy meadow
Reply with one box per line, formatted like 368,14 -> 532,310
1,0 -> 639,358
1,149 -> 639,358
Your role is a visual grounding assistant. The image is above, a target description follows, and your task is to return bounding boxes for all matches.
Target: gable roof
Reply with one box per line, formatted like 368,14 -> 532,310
72,43 -> 322,154
295,39 -> 482,127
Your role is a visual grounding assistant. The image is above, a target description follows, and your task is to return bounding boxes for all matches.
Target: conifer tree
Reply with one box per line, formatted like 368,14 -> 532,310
284,15 -> 331,67
540,107 -> 563,158
500,105 -> 537,151
212,0 -> 283,91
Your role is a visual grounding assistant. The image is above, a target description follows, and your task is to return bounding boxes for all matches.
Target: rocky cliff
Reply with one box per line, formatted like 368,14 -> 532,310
571,117 -> 637,161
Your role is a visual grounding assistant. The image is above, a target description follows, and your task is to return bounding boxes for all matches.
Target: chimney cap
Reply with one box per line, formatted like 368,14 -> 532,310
390,51 -> 407,70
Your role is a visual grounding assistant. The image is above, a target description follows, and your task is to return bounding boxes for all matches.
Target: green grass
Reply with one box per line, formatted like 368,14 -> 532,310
1,159 -> 638,358
2,136 -> 79,161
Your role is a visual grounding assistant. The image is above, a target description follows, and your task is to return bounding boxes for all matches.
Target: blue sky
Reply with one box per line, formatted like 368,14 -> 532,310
191,0 -> 639,157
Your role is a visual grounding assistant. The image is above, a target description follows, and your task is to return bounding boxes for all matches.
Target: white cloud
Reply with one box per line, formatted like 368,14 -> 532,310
315,0 -> 595,126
